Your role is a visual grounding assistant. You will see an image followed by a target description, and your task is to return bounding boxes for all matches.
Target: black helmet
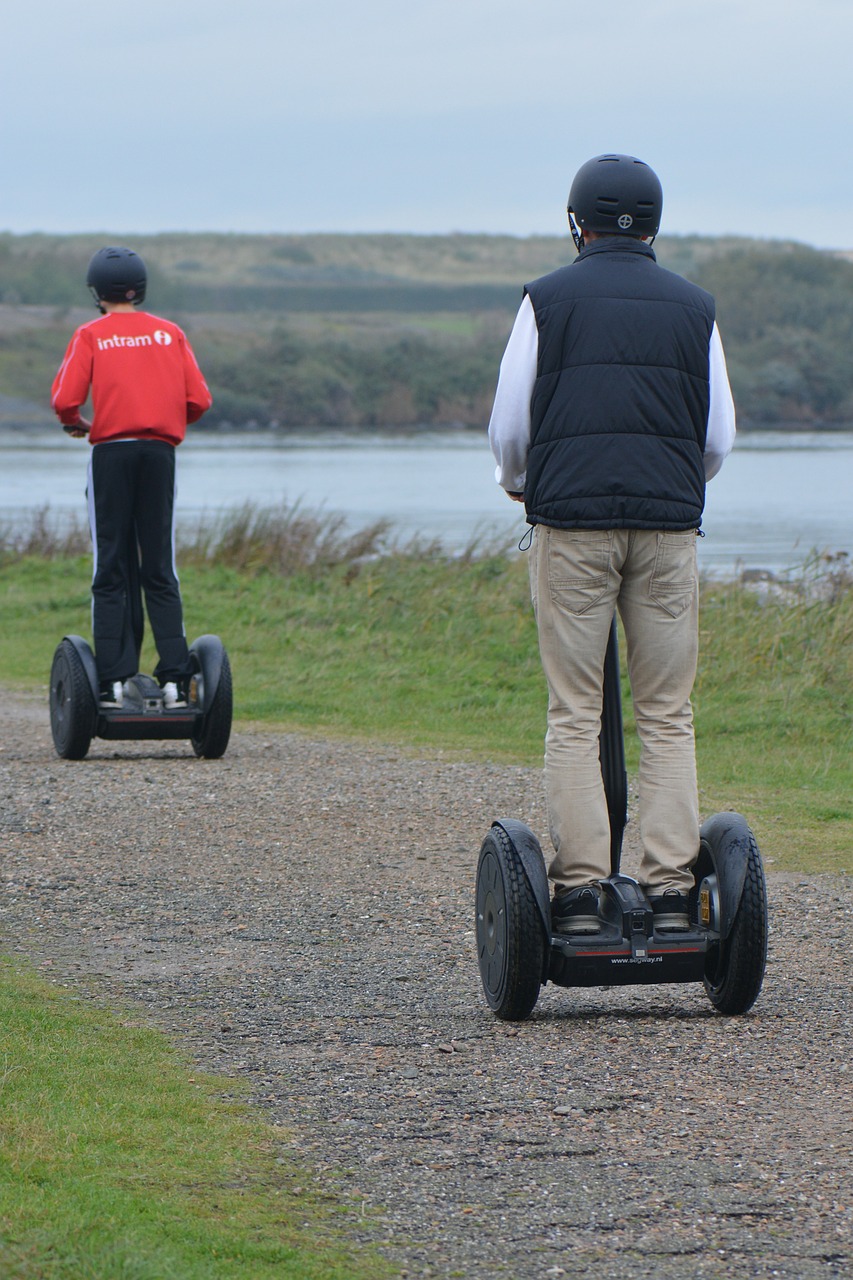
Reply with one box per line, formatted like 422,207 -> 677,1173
567,154 -> 663,250
86,246 -> 147,307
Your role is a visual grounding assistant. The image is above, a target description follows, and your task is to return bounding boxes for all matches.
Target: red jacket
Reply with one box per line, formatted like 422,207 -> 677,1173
51,311 -> 212,446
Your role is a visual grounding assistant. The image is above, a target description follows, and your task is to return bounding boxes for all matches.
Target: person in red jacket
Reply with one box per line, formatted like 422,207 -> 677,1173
51,246 -> 212,707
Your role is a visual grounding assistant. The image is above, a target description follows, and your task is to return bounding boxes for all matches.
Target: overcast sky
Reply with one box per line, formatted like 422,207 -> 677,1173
2,0 -> 851,248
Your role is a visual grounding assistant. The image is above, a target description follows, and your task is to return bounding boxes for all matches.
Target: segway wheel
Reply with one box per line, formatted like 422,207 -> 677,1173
476,824 -> 546,1021
49,639 -> 96,760
702,819 -> 768,1016
191,648 -> 233,760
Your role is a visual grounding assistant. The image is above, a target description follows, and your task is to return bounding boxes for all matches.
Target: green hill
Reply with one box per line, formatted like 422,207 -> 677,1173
1,231 -> 851,429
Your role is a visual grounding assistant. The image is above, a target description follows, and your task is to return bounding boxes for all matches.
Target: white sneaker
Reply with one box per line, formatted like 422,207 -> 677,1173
100,681 -> 123,707
161,681 -> 186,708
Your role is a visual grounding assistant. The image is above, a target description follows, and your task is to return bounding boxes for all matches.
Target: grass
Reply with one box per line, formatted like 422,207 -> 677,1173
0,959 -> 386,1280
691,557 -> 852,873
1,508 -> 851,875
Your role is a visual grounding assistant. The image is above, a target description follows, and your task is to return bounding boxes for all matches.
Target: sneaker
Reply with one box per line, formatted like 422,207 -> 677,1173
99,680 -> 123,708
648,890 -> 690,932
551,885 -> 601,935
161,681 -> 187,708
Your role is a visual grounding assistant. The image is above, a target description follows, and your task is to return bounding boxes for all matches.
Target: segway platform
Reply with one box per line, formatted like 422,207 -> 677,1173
97,673 -> 201,741
49,634 -> 232,760
475,621 -> 768,1020
547,873 -> 709,989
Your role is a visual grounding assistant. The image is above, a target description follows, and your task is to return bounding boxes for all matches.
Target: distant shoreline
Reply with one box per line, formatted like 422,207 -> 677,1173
4,412 -> 853,435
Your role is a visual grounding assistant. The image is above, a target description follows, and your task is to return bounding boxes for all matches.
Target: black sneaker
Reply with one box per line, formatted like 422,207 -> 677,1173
649,890 -> 690,932
551,885 -> 601,935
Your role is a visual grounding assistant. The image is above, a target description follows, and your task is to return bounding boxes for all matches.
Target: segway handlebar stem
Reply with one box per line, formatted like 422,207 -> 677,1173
600,616 -> 628,873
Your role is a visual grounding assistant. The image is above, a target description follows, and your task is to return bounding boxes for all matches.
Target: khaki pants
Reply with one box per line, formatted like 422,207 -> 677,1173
529,526 -> 700,895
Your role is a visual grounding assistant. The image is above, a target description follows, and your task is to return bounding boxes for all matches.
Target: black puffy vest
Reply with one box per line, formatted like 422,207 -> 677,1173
524,238 -> 715,530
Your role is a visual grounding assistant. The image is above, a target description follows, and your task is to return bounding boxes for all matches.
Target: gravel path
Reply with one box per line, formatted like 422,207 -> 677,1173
2,687 -> 851,1280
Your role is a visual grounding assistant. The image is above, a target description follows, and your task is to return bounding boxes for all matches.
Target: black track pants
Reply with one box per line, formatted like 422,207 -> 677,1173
87,440 -> 190,683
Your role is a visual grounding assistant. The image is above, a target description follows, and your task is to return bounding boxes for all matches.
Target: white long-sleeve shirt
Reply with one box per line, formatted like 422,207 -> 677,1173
487,293 -> 737,494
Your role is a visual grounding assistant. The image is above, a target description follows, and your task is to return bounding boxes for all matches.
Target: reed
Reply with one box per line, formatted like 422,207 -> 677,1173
179,501 -> 393,574
0,506 -> 90,562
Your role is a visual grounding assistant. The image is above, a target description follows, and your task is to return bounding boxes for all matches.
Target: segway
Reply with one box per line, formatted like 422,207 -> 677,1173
49,633 -> 232,761
49,517 -> 232,761
475,618 -> 768,1019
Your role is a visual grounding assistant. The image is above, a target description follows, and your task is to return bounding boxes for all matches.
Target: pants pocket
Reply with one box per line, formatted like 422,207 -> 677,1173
548,530 -> 612,616
649,532 -> 698,618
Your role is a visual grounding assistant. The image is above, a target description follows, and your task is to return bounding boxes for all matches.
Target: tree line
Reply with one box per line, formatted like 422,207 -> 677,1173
1,232 -> 851,428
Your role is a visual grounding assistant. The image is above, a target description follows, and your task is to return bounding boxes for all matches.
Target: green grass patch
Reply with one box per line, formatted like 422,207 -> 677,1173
691,569 -> 852,873
0,959 -> 386,1280
1,530 -> 850,874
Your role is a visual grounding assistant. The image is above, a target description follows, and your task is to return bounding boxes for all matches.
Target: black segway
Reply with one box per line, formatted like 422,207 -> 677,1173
49,633 -> 232,761
49,517 -> 232,761
475,618 -> 768,1019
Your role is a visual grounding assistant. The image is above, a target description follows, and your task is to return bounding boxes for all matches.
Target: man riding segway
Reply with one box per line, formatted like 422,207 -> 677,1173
488,153 -> 737,936
51,246 -> 212,709
477,157 -> 765,1021
48,247 -> 232,763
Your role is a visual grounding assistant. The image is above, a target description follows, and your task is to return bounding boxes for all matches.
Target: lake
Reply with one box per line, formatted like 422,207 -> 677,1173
1,426 -> 850,577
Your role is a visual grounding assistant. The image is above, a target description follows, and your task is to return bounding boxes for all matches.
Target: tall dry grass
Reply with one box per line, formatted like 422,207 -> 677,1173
0,501 -> 512,575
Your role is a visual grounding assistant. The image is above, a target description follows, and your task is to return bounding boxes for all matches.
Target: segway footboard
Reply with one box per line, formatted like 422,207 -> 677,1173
96,673 -> 201,741
548,875 -> 709,989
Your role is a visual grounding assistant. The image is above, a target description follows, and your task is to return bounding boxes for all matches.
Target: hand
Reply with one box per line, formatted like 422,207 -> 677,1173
63,418 -> 91,438
507,490 -> 525,503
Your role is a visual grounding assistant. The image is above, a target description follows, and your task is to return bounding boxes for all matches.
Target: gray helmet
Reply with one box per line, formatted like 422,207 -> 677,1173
86,246 -> 147,308
567,154 -> 663,249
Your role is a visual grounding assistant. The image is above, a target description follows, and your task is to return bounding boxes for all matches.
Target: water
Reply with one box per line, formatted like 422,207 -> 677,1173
1,426 -> 850,576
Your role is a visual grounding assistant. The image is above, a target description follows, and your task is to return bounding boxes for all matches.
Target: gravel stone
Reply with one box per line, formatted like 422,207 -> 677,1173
2,687 -> 851,1279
